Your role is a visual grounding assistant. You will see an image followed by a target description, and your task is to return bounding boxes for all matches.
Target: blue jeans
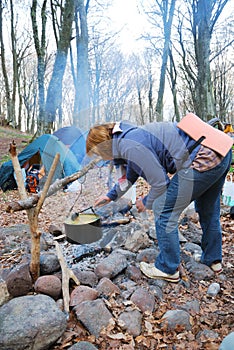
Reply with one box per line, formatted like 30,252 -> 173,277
152,150 -> 232,274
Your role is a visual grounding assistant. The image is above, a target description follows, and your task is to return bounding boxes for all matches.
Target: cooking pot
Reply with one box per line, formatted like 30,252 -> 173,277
64,213 -> 102,244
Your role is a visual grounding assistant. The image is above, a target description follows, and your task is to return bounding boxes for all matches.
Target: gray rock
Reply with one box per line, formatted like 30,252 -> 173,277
124,230 -> 151,252
6,262 -> 33,297
118,308 -> 142,336
177,299 -> 200,314
207,282 -> 221,297
125,264 -> 142,282
185,260 -> 214,280
68,341 -> 98,349
72,268 -> 98,287
96,277 -> 120,296
183,242 -> 202,255
148,278 -> 168,290
0,294 -> 67,350
130,287 -> 155,313
114,248 -> 136,260
95,251 -> 128,279
70,286 -> 98,307
104,223 -> 136,249
149,284 -> 164,301
74,299 -> 113,338
136,248 -> 159,263
0,225 -> 32,255
119,280 -> 137,299
40,252 -> 61,275
162,309 -> 192,331
0,267 -> 11,281
196,329 -> 219,340
182,222 -> 202,244
40,232 -> 55,251
98,227 -> 118,248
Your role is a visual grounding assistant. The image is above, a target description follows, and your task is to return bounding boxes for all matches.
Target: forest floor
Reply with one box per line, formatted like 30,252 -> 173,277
0,126 -> 234,349
0,126 -> 33,164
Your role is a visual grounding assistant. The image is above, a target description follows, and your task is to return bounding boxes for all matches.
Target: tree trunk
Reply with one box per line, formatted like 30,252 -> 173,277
168,48 -> 180,121
0,0 -> 13,125
155,0 -> 176,121
181,0 -> 229,120
45,0 -> 75,132
73,0 -> 90,129
10,0 -> 17,128
194,0 -> 215,120
31,0 -> 48,134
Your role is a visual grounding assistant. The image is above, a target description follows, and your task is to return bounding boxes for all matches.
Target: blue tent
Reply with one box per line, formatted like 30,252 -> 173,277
0,134 -> 81,192
53,126 -> 83,146
53,126 -> 87,164
70,130 -> 88,164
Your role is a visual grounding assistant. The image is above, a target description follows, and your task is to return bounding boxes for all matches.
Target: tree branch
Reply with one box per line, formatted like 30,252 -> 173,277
55,241 -> 80,314
6,156 -> 102,213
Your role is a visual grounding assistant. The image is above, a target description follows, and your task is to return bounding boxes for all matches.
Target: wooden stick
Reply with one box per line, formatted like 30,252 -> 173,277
9,141 -> 61,281
9,141 -> 27,200
29,154 -> 60,281
6,156 -> 102,213
55,241 -> 80,314
34,153 -> 60,216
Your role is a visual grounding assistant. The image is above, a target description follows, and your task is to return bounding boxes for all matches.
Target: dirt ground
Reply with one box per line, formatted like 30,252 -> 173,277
0,126 -> 234,349
0,126 -> 32,164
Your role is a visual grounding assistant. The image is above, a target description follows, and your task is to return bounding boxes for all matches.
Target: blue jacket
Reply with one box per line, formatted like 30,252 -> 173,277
107,121 -> 200,209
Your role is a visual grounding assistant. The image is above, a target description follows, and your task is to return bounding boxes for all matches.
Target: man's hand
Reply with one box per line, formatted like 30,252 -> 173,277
94,196 -> 111,208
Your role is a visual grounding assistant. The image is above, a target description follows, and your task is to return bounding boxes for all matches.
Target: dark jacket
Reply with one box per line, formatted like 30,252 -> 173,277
107,121 -> 200,209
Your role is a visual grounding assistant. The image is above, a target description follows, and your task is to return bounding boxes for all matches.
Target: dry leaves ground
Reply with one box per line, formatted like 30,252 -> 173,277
0,127 -> 234,349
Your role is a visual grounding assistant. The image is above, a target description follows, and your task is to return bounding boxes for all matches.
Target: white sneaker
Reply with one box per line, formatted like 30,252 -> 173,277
139,262 -> 180,283
210,262 -> 223,274
194,254 -> 223,274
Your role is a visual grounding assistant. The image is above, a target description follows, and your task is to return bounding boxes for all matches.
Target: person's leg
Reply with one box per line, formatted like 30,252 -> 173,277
140,150 -> 232,279
195,196 -> 222,266
140,167 -> 195,281
153,168 -> 195,274
190,150 -> 232,267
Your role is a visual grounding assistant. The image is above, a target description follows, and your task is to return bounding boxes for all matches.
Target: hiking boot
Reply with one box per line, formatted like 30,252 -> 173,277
139,262 -> 180,283
210,262 -> 223,274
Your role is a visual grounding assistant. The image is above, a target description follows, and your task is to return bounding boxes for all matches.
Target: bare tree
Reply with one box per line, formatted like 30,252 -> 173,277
140,0 -> 176,120
89,27 -> 116,125
31,0 -> 48,134
72,0 -> 90,129
154,0 -> 176,120
168,47 -> 180,121
44,0 -> 75,133
0,0 -> 13,125
129,50 -> 156,124
211,14 -> 234,123
178,0 -> 231,120
212,51 -> 234,122
22,58 -> 38,133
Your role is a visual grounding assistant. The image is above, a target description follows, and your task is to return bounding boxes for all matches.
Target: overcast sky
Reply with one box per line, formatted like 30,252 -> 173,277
107,0 -> 148,53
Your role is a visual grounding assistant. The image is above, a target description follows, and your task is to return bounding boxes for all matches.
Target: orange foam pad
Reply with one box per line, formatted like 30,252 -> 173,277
177,113 -> 233,157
